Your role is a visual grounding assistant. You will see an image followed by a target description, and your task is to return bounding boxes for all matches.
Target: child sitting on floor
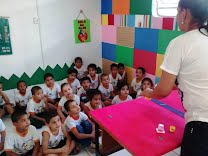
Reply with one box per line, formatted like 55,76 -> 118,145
43,73 -> 62,106
137,78 -> 154,98
118,63 -> 127,84
87,63 -> 100,89
73,57 -> 88,80
112,83 -> 133,104
57,83 -> 80,123
64,100 -> 95,148
4,111 -> 41,156
98,73 -> 115,106
15,80 -> 32,111
0,82 -> 14,118
27,86 -> 56,129
109,63 -> 122,91
77,77 -> 91,110
41,110 -> 76,156
130,67 -> 146,99
62,68 -> 81,94
83,89 -> 105,118
0,119 -> 6,154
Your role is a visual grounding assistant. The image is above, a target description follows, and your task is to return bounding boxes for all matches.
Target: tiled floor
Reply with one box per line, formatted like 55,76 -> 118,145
2,116 -> 181,156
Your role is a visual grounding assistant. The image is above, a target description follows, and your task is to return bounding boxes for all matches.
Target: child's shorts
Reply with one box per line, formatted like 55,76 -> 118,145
21,148 -> 34,156
51,138 -> 67,149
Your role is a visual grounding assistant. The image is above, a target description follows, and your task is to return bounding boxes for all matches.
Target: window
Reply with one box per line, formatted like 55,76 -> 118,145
152,0 -> 179,17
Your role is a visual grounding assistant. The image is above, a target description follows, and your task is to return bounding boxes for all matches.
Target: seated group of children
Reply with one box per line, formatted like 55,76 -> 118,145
0,57 -> 154,155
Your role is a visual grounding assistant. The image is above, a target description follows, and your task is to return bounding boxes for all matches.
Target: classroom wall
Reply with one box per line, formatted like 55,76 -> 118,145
0,0 -> 101,90
101,0 -> 183,85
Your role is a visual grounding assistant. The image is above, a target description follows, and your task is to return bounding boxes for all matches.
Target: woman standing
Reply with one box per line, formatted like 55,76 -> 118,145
142,0 -> 208,155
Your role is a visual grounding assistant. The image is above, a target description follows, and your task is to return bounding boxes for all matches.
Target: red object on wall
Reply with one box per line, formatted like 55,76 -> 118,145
162,18 -> 174,30
134,49 -> 157,75
108,14 -> 114,25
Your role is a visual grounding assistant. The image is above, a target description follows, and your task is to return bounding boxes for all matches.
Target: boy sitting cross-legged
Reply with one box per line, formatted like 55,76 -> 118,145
4,111 -> 41,156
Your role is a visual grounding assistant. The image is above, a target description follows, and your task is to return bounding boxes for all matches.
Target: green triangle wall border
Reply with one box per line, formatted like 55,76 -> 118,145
0,63 -> 102,91
0,64 -> 70,91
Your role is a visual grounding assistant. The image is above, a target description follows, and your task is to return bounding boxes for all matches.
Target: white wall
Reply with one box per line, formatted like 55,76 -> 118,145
0,0 -> 101,79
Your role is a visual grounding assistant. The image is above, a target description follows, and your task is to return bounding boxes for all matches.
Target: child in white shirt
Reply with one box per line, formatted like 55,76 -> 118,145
57,83 -> 80,123
41,110 -> 76,155
137,78 -> 154,98
118,63 -> 127,84
74,57 -> 88,80
64,100 -> 95,147
43,73 -> 62,105
15,81 -> 32,111
27,86 -> 56,129
112,83 -> 132,104
4,111 -> 40,156
83,89 -> 104,119
87,63 -> 100,89
109,63 -> 122,91
77,77 -> 91,110
62,68 -> 81,94
130,67 -> 146,99
98,73 -> 115,106
0,82 -> 14,118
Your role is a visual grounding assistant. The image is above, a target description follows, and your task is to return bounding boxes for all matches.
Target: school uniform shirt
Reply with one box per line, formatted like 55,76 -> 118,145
131,78 -> 142,92
15,89 -> 32,107
87,74 -> 99,89
4,125 -> 39,155
43,126 -> 65,148
58,95 -> 80,114
112,95 -> 133,104
62,78 -> 81,94
77,87 -> 89,103
43,83 -> 61,100
120,71 -> 126,80
26,98 -> 46,115
64,112 -> 88,132
0,119 -> 6,143
109,73 -> 122,87
85,101 -> 102,111
0,95 -> 3,106
160,29 -> 208,123
74,66 -> 87,80
98,84 -> 113,98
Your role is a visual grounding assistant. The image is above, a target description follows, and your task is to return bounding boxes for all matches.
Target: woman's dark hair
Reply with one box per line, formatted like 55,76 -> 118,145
179,0 -> 208,35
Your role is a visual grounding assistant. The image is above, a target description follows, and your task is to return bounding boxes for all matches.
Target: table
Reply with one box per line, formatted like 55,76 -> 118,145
90,90 -> 185,156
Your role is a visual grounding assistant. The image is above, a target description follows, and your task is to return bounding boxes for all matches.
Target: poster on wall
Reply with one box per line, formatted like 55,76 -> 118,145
73,19 -> 91,43
0,18 -> 12,55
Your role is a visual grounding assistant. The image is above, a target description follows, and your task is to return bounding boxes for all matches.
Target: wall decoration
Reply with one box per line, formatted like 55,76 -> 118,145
0,17 -> 12,55
74,10 -> 91,43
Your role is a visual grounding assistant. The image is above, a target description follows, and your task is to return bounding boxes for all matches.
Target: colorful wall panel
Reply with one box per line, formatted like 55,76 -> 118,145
101,0 -> 183,84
